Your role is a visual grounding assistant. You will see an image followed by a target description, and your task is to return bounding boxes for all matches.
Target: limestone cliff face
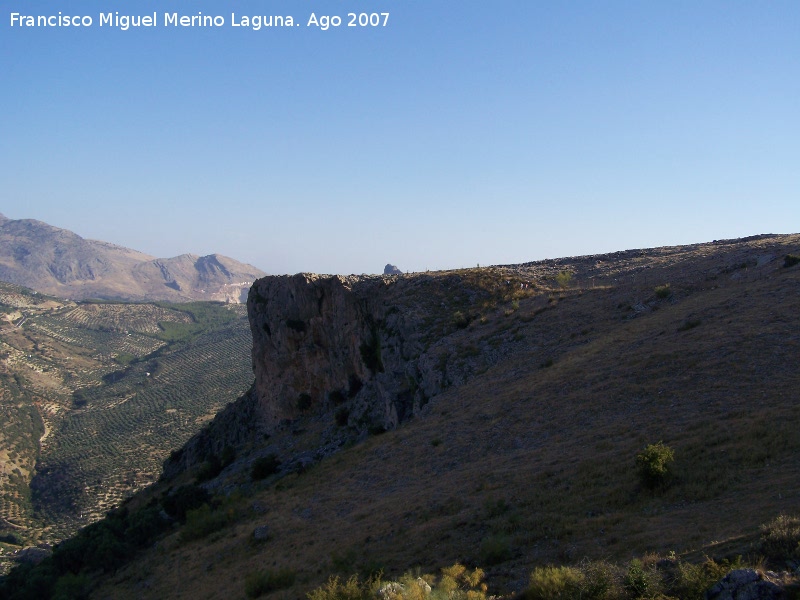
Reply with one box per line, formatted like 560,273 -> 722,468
248,274 -> 434,433
164,267 -> 531,476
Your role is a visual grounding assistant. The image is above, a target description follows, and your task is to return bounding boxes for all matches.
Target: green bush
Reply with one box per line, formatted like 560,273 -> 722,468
760,514 -> 800,560
623,558 -> 653,598
286,318 -> 307,333
307,574 -> 376,600
437,563 -> 487,599
196,457 -> 223,482
527,566 -> 583,599
161,484 -> 210,521
555,271 -> 573,289
783,254 -> 800,268
298,392 -> 313,411
52,572 -> 91,600
360,331 -> 384,373
654,284 -> 672,299
669,557 -> 743,600
580,560 -> 623,599
452,311 -> 472,329
636,442 -> 675,490
220,445 -> 236,467
677,319 -> 701,332
0,533 -> 21,545
479,534 -> 512,566
251,454 -> 280,481
180,504 -> 231,542
244,568 -> 296,598
125,505 -> 167,548
335,407 -> 350,427
306,564 -> 485,600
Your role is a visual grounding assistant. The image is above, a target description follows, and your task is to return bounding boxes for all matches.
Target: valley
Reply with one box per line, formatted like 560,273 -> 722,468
0,283 -> 254,574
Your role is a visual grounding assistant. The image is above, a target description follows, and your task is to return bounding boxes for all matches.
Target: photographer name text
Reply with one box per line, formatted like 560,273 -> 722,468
9,11 -> 389,31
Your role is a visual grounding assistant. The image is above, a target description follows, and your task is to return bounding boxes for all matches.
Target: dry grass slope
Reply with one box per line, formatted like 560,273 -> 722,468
49,234 -> 800,598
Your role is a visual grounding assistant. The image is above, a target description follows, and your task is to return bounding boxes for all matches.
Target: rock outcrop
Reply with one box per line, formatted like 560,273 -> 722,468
384,264 -> 403,275
247,274 -> 433,432
705,569 -> 785,600
164,234 -> 800,482
164,268 -> 535,475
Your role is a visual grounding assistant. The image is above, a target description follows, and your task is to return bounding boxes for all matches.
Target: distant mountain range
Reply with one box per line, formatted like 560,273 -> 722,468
0,213 -> 265,302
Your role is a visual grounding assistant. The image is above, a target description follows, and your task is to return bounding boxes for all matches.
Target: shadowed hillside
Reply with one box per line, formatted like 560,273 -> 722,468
3,234 -> 800,599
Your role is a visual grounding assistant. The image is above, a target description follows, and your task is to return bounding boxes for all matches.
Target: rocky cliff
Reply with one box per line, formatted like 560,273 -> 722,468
164,233 -> 800,479
248,274 -> 420,431
163,268 -> 539,474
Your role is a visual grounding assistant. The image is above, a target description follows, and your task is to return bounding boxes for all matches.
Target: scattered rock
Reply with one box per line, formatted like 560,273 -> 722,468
252,525 -> 271,541
705,569 -> 785,600
377,578 -> 431,599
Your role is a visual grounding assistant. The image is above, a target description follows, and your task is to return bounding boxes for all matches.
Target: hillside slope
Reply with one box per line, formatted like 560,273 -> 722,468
9,234 -> 800,599
0,214 -> 265,302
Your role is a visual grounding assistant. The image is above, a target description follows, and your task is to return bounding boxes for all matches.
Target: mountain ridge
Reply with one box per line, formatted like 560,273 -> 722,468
115,231 -> 800,599
0,213 -> 265,303
3,232 -> 800,599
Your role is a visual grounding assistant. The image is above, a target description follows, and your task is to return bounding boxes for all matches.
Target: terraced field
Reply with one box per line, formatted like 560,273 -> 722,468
0,283 -> 253,571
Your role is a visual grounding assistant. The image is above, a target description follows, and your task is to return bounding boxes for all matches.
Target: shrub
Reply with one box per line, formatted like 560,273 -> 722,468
161,484 -> 210,522
335,407 -> 350,427
760,514 -> 800,560
220,445 -> 236,467
180,504 -> 231,542
527,566 -> 583,599
196,457 -> 223,482
784,254 -> 800,268
0,533 -> 21,545
328,390 -> 346,405
636,442 -> 675,490
654,284 -> 672,299
52,571 -> 91,600
669,557 -> 743,600
348,374 -> 363,397
677,319 -> 701,332
580,560 -> 623,599
251,455 -> 280,481
307,574 -> 376,600
452,311 -> 472,329
360,331 -> 384,373
479,534 -> 512,566
555,271 -> 573,289
438,563 -> 487,599
298,392 -> 313,411
245,568 -> 296,598
624,558 -> 656,598
286,319 -> 307,333
125,505 -> 167,548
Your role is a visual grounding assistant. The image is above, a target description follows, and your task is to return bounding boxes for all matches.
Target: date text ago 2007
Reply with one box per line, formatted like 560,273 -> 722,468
307,12 -> 389,31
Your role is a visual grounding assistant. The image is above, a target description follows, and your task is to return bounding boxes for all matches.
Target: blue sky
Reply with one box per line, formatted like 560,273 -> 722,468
2,1 -> 798,274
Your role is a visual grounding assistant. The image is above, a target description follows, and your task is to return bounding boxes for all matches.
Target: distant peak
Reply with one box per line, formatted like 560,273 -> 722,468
384,264 -> 403,275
